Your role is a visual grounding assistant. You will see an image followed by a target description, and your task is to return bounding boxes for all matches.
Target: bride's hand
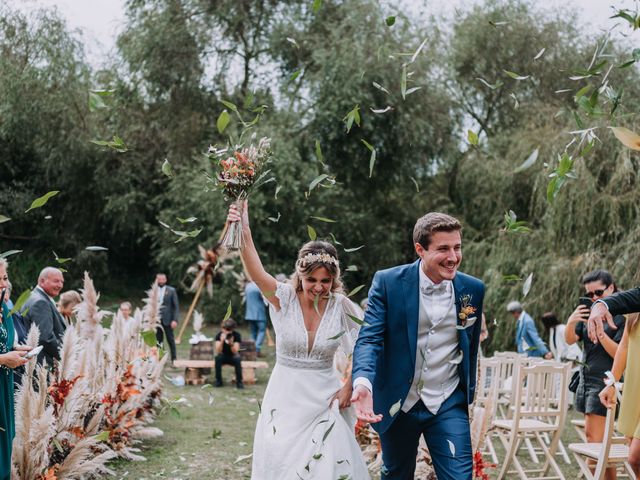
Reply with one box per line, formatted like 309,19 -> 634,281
226,200 -> 249,227
331,383 -> 352,409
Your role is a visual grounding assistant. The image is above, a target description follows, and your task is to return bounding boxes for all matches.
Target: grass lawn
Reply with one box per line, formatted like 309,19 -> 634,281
108,323 -> 590,479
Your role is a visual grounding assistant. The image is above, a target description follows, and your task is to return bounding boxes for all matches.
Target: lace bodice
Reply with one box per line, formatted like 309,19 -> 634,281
269,282 -> 362,370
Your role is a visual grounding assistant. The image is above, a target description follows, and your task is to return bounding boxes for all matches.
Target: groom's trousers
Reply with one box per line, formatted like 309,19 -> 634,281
379,387 -> 472,480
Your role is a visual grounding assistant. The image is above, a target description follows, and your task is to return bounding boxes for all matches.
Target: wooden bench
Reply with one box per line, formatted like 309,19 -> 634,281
173,359 -> 268,385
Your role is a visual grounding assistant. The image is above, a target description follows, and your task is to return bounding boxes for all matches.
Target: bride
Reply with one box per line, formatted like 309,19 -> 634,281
226,202 -> 370,480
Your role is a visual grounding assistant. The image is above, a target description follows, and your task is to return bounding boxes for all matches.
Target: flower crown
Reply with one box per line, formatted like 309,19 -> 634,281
297,252 -> 339,268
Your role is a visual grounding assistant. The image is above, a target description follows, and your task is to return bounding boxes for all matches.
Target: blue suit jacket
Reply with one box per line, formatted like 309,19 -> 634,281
352,260 -> 485,434
515,311 -> 548,357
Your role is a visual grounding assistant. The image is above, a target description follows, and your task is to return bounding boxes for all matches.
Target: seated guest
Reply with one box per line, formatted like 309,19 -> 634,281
214,318 -> 243,389
57,290 -> 82,325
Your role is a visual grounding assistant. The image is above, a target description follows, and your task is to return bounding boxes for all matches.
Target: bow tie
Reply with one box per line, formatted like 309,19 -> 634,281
421,283 -> 448,296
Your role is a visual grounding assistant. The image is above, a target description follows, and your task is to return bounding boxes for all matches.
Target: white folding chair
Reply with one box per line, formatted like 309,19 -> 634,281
568,390 -> 636,480
493,362 -> 572,480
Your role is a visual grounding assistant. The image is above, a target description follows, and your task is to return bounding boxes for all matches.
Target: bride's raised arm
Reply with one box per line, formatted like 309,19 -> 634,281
226,201 -> 279,310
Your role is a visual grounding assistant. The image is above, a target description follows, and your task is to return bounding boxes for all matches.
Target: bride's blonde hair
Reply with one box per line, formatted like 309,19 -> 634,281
290,241 -> 344,294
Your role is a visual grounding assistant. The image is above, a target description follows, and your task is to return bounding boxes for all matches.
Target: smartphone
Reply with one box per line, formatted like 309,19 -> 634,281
24,345 -> 43,359
578,297 -> 593,309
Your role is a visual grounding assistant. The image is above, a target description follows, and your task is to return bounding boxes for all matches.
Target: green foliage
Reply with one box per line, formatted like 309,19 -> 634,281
3,0 -> 640,354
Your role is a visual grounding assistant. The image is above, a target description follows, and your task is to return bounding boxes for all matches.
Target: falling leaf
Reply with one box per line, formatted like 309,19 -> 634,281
234,453 -> 253,464
309,174 -> 329,192
161,159 -> 174,178
90,135 -> 127,152
85,246 -> 108,251
267,212 -> 281,223
222,302 -> 232,322
25,191 -> 60,213
503,70 -> 530,81
522,272 -> 533,297
475,77 -> 503,90
275,185 -> 283,199
456,317 -> 477,330
343,105 -> 361,133
141,330 -> 157,348
372,82 -> 390,94
0,250 -> 22,259
533,48 -> 546,60
502,274 -> 521,282
400,66 -> 407,99
447,439 -> 456,456
0,215 -> 11,224
327,331 -> 346,340
347,314 -> 368,326
510,92 -> 519,109
389,399 -> 402,417
385,16 -> 396,26
177,217 -> 197,223
449,351 -> 464,364
92,431 -> 110,442
307,225 -> 317,241
409,177 -> 420,192
347,285 -> 366,298
310,216 -> 336,223
610,126 -> 640,151
217,110 -> 230,134
8,289 -> 31,316
322,421 -> 335,443
514,148 -> 539,173
344,245 -> 365,252
312,0 -> 321,13
501,210 -> 531,234
53,252 -> 72,264
368,149 -> 377,177
344,265 -> 358,272
286,37 -> 299,49
408,38 -> 428,65
467,130 -> 479,146
315,140 -> 324,164
370,105 -> 392,115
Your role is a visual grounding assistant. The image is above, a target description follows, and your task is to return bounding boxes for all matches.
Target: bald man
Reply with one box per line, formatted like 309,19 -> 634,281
21,267 -> 67,367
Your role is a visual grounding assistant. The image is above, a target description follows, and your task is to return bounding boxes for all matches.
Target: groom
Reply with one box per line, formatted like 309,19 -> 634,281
351,212 -> 484,480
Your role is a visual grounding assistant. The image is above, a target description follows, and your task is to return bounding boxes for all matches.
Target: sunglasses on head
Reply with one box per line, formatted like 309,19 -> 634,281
585,288 -> 607,299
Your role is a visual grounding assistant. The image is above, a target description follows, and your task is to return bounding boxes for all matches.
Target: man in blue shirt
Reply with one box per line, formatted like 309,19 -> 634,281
244,280 -> 267,356
507,301 -> 552,358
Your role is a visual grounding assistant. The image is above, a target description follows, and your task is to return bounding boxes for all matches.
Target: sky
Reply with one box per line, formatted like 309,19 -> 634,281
11,0 -> 639,65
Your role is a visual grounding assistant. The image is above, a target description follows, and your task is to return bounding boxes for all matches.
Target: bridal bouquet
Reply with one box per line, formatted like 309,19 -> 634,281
207,135 -> 272,250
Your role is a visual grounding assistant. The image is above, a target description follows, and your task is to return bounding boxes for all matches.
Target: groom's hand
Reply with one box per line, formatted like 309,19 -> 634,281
351,385 -> 383,424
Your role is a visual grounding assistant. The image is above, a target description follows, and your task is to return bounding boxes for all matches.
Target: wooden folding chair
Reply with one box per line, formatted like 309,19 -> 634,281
477,357 -> 500,464
493,362 -> 572,480
568,395 -> 636,480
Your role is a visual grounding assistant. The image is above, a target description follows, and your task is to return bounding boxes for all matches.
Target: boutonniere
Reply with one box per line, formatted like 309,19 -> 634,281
457,294 -> 478,330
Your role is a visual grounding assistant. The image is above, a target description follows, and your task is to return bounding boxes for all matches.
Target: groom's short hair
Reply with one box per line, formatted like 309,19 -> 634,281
413,212 -> 462,248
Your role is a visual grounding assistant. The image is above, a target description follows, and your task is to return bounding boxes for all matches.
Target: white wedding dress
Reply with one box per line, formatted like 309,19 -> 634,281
251,282 -> 370,480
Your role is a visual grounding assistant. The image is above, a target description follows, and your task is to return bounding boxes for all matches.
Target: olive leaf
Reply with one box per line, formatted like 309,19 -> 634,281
25,191 -> 60,213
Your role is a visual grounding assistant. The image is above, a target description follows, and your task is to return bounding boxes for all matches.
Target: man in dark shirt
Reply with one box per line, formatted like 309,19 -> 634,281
214,318 -> 243,389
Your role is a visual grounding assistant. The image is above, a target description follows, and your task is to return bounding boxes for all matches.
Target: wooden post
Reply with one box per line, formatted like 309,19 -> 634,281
175,280 -> 205,344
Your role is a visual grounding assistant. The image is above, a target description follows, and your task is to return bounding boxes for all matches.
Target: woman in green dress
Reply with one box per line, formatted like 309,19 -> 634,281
0,258 -> 29,480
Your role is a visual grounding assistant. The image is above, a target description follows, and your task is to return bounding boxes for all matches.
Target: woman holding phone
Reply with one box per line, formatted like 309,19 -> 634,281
0,258 -> 31,480
565,269 -> 625,480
